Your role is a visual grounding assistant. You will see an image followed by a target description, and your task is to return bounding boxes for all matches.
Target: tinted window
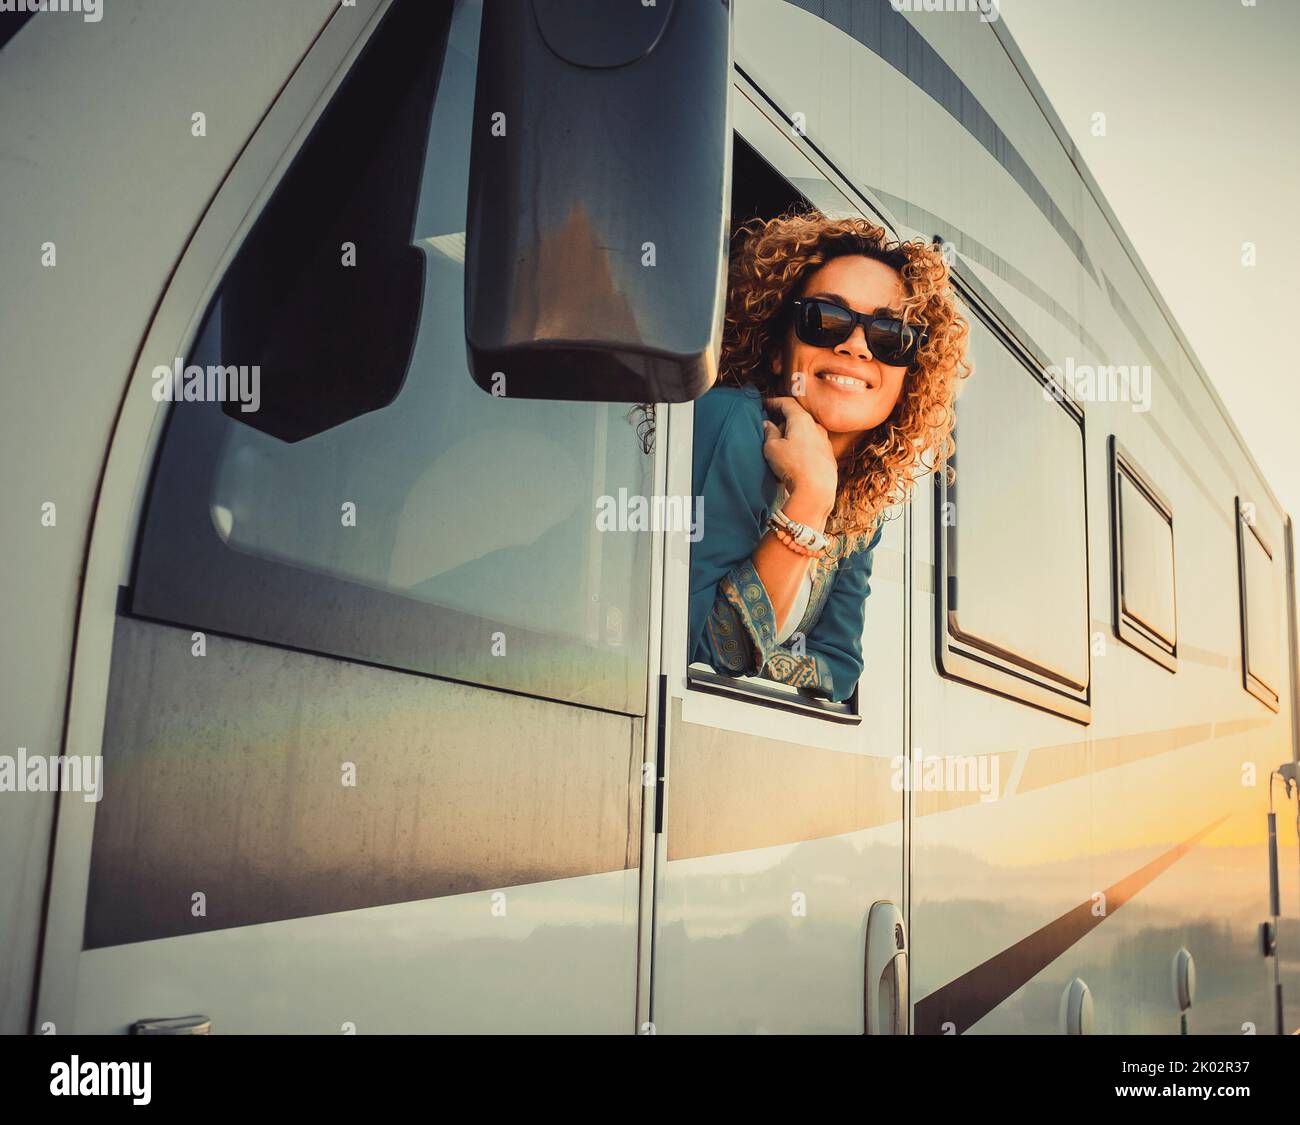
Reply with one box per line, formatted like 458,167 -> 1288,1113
1111,440 -> 1176,671
1237,499 -> 1280,710
131,0 -> 653,714
1118,476 -> 1176,642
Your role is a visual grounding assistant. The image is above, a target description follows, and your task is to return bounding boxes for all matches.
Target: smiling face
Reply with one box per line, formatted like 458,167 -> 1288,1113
771,254 -> 910,451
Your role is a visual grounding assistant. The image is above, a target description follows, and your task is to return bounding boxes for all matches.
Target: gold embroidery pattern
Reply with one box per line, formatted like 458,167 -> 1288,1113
705,559 -> 776,674
762,647 -> 830,693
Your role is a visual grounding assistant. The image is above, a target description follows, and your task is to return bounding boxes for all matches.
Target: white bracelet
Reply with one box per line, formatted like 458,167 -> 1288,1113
768,508 -> 829,553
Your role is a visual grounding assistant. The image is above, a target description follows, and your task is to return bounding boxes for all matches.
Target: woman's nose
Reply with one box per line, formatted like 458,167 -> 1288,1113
836,326 -> 873,361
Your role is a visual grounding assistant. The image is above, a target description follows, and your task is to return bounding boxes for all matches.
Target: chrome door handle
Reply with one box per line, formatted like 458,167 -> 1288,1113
864,901 -> 908,1035
130,1015 -> 211,1035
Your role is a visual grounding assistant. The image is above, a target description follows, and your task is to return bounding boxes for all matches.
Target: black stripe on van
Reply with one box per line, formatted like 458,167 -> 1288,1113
913,815 -> 1229,1034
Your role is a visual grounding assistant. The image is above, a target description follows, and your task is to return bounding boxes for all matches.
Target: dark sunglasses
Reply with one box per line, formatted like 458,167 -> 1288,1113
790,297 -> 928,366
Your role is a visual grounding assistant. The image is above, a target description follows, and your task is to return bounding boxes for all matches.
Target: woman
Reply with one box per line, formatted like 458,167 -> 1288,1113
688,207 -> 971,702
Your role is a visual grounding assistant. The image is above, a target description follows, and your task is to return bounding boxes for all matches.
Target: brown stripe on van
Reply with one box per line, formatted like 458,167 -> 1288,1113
1017,722 -> 1214,793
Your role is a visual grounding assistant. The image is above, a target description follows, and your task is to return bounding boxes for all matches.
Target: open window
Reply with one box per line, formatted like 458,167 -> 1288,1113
1109,437 -> 1177,672
935,305 -> 1091,723
1236,496 -> 1281,712
683,128 -> 869,723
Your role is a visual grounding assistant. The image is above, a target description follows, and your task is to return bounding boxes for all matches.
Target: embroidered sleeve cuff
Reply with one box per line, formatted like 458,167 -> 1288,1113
703,558 -> 779,675
759,646 -> 835,697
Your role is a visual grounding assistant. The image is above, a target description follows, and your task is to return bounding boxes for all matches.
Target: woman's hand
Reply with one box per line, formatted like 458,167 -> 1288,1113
762,396 -> 838,523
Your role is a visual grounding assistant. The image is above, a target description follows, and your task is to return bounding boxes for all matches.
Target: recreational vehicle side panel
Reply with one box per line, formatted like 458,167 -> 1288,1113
0,0 -> 337,1034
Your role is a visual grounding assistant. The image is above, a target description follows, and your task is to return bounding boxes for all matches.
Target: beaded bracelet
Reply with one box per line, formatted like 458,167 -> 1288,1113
769,522 -> 825,559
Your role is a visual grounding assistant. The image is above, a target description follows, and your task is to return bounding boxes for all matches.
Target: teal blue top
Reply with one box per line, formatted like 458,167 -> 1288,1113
688,384 -> 884,703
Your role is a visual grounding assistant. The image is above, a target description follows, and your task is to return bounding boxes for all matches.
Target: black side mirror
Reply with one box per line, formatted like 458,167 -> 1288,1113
465,0 -> 732,404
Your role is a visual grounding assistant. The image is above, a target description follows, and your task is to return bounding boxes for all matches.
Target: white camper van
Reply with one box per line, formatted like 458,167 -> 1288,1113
1,0 -> 1296,1035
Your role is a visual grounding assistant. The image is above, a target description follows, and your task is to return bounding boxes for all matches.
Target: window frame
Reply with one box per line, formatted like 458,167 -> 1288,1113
1108,436 -> 1178,673
1236,495 -> 1281,712
687,663 -> 861,723
678,93 -> 881,726
933,287 -> 1092,725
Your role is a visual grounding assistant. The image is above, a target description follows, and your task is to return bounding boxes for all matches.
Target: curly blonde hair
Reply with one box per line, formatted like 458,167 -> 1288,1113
720,206 -> 971,555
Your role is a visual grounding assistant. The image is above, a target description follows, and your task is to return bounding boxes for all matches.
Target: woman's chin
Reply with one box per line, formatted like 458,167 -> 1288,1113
806,398 -> 878,436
